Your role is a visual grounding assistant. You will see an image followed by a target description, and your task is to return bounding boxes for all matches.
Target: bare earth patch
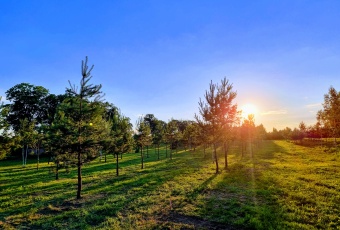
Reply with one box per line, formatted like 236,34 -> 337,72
157,210 -> 237,230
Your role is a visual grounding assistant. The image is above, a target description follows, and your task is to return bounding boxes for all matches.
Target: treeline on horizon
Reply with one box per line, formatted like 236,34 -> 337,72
1,57 -> 339,199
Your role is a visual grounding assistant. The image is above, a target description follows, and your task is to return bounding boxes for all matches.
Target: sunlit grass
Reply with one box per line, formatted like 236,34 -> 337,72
0,141 -> 339,229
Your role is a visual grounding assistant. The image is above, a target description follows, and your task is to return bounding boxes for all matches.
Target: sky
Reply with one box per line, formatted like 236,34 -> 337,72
1,0 -> 340,131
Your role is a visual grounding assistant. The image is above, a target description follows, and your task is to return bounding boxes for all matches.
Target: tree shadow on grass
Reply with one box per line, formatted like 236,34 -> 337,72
20,151 -> 206,229
191,141 -> 289,229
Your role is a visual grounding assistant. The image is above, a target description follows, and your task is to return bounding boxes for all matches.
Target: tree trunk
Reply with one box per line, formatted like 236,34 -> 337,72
121,153 -> 123,159
37,149 -> 39,170
77,97 -> 83,200
22,146 -> 25,166
116,154 -> 119,176
224,142 -> 228,169
77,152 -> 82,199
25,145 -> 28,166
141,146 -> 144,169
214,143 -> 219,174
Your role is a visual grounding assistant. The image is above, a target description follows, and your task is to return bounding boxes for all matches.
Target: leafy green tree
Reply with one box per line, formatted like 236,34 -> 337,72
105,107 -> 134,176
4,84 -> 66,161
17,119 -> 36,166
183,122 -> 200,151
135,117 -> 152,169
152,119 -> 165,160
31,127 -> 44,170
282,127 -> 292,141
41,93 -> 68,126
195,78 -> 238,173
143,114 -> 165,158
0,97 -> 14,160
197,123 -> 210,157
255,124 -> 267,142
5,83 -> 49,131
164,119 -> 181,159
45,120 -> 71,180
298,121 -> 307,143
317,86 -> 340,143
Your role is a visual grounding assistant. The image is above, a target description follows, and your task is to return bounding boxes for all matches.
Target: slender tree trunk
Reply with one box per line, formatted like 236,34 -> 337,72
224,142 -> 228,169
116,153 -> 119,176
120,153 -> 122,159
22,146 -> 25,166
214,143 -> 219,174
77,154 -> 82,199
37,151 -> 39,170
165,144 -> 168,158
141,146 -> 144,169
77,97 -> 83,200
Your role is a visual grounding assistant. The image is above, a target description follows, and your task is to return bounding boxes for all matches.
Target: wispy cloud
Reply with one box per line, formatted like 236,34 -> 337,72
305,103 -> 321,108
261,110 -> 287,115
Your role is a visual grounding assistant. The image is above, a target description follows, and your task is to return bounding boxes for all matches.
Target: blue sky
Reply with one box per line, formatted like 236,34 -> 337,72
1,0 -> 340,130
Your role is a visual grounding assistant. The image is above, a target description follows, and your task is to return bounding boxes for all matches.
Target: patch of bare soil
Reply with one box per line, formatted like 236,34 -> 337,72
158,211 -> 237,230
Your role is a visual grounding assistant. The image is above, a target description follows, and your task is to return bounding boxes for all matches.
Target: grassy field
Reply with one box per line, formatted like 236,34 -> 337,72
0,141 -> 339,229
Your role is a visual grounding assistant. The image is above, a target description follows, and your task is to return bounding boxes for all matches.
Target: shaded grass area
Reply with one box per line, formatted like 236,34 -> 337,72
0,141 -> 339,229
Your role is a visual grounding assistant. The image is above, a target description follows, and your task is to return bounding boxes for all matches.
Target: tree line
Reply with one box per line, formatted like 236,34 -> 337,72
1,57 -> 339,199
266,86 -> 340,144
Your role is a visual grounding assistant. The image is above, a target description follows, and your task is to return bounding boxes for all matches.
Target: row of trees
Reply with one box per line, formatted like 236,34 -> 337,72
2,57 -> 338,199
266,86 -> 340,143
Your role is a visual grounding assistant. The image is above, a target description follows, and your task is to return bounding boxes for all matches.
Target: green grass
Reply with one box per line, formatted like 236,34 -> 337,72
0,141 -> 339,229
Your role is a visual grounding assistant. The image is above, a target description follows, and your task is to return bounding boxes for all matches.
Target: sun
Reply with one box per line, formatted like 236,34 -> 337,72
241,103 -> 258,118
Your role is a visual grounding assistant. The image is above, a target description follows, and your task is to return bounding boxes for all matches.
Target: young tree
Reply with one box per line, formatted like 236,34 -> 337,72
152,119 -> 165,160
195,78 -> 238,173
240,114 -> 255,158
46,121 -> 71,180
60,56 -> 107,199
317,86 -> 340,144
105,107 -> 134,176
31,127 -> 44,170
183,122 -> 200,151
135,117 -> 152,169
17,119 -> 36,166
165,119 -> 180,159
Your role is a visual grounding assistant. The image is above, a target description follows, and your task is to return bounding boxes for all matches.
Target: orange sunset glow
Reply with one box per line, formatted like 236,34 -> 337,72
240,103 -> 258,118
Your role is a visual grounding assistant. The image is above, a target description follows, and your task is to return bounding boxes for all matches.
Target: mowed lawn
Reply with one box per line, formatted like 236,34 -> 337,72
0,140 -> 339,229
